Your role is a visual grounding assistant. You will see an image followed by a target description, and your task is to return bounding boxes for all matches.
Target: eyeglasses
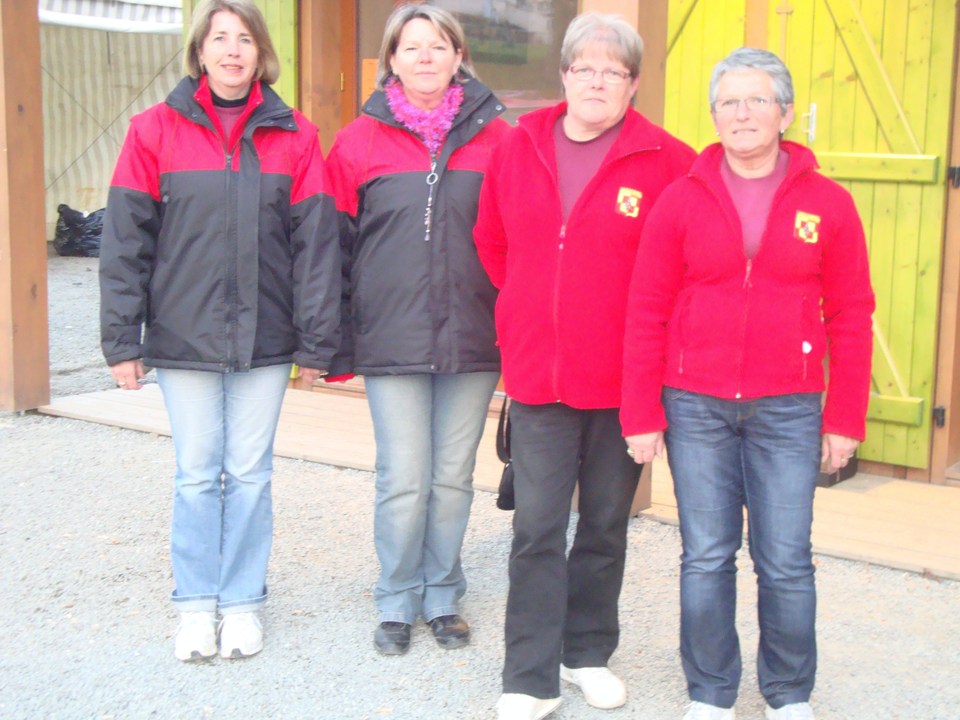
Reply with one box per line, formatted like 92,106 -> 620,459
567,66 -> 632,85
711,96 -> 779,115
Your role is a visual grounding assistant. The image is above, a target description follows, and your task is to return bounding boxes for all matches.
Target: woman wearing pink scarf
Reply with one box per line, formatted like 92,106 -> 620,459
324,4 -> 509,657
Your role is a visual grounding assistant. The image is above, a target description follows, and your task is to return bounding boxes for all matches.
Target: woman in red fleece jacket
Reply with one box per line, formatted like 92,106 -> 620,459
622,49 -> 875,720
475,13 -> 694,720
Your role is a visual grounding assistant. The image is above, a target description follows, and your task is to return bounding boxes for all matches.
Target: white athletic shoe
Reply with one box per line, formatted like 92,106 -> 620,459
683,700 -> 736,719
496,693 -> 562,720
218,612 -> 263,659
560,664 -> 627,709
174,611 -> 217,662
765,702 -> 815,720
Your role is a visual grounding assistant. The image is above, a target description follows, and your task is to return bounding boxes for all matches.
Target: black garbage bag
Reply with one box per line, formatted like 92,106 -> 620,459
54,203 -> 104,257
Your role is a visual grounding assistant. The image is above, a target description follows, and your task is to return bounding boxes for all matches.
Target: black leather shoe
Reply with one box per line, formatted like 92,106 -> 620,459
427,614 -> 470,649
374,621 -> 411,655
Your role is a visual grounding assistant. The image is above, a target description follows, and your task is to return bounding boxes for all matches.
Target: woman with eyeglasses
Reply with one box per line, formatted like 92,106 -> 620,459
621,48 -> 875,720
474,13 -> 694,720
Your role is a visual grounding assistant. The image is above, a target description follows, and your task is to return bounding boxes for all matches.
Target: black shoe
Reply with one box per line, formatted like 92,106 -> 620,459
427,614 -> 470,649
374,621 -> 411,655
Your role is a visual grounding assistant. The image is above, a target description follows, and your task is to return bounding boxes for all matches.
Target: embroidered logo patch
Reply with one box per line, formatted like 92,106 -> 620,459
794,211 -> 821,244
616,187 -> 643,218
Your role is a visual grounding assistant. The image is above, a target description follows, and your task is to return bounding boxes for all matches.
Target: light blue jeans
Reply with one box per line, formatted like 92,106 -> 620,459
365,371 -> 499,624
663,388 -> 821,709
157,364 -> 290,614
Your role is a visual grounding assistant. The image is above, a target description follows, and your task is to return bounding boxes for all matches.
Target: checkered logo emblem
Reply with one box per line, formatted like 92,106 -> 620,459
616,187 -> 643,218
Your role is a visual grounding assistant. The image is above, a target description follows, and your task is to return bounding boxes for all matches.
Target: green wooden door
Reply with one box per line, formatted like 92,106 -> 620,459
181,0 -> 299,107
664,0 -> 957,469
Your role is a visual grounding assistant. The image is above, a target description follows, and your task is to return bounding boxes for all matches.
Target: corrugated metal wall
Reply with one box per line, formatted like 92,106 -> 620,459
40,24 -> 181,238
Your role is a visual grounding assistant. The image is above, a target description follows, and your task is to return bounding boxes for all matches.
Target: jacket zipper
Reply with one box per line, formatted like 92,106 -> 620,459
424,157 -> 438,242
224,150 -> 237,371
551,224 -> 566,398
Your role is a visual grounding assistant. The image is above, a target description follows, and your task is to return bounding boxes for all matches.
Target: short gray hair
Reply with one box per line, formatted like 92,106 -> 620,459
709,47 -> 794,114
376,4 -> 477,89
559,12 -> 644,78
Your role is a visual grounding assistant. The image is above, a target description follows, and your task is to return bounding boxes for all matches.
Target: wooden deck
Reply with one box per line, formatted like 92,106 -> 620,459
38,385 -> 960,581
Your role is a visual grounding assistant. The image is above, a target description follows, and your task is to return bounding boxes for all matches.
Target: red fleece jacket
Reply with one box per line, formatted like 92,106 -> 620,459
474,103 -> 695,409
620,141 -> 875,440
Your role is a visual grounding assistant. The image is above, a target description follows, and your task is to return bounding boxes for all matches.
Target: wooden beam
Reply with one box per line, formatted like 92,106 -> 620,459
0,3 -> 49,411
636,0 -> 668,125
930,30 -> 960,484
744,0 -> 769,49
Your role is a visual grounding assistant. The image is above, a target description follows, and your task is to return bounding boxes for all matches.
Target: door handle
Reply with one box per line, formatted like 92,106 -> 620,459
800,103 -> 817,144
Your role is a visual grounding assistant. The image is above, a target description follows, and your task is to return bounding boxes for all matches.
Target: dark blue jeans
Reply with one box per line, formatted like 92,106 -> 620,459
663,388 -> 821,710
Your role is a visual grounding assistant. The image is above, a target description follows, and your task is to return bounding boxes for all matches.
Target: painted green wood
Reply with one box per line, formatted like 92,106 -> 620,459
666,0 -> 957,468
180,0 -> 298,108
823,0 -> 920,153
815,153 -> 938,183
868,395 -> 925,426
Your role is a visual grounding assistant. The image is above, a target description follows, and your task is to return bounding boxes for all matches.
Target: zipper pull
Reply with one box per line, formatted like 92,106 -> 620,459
559,224 -> 566,249
743,258 -> 753,288
424,158 -> 439,242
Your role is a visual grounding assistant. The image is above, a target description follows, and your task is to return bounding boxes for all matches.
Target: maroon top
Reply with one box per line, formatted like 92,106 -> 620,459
720,149 -> 790,259
553,116 -> 624,221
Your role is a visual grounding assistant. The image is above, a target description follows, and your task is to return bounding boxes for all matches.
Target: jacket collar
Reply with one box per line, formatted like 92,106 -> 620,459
518,101 -> 665,157
166,75 -> 294,131
690,140 -> 819,183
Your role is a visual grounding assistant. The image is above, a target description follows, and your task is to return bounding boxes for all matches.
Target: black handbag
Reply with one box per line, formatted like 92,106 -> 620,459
495,395 -> 515,511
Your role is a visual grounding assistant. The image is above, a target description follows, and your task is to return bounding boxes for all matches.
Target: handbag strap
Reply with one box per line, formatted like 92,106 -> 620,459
496,395 -> 511,463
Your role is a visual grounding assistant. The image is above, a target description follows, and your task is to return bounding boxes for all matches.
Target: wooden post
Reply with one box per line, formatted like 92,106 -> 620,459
299,0 -> 358,151
930,33 -> 960,486
0,3 -> 49,411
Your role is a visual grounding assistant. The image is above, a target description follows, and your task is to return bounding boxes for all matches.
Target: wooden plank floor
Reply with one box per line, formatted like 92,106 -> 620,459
38,385 -> 960,580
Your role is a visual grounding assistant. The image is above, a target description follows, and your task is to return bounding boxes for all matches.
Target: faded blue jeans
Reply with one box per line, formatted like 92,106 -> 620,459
157,364 -> 290,614
663,388 -> 821,710
364,372 -> 499,625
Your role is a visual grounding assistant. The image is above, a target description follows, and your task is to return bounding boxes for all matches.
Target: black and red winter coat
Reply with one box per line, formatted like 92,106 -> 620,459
325,79 -> 509,376
100,75 -> 340,373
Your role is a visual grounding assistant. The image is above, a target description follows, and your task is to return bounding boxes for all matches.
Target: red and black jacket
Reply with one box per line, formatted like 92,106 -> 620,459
325,79 -> 509,376
100,75 -> 340,372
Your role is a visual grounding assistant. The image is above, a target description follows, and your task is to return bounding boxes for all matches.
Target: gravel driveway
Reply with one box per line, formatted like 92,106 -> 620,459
1,255 -> 958,719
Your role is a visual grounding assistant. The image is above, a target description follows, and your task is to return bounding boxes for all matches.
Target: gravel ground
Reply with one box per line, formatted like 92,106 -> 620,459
1,255 -> 958,719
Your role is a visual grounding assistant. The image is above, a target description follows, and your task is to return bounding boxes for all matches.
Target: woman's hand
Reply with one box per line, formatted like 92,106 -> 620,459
110,359 -> 145,390
625,431 -> 665,465
298,367 -> 324,387
821,433 -> 860,473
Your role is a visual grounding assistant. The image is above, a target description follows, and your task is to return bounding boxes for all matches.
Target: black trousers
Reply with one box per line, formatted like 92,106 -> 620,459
502,401 -> 642,698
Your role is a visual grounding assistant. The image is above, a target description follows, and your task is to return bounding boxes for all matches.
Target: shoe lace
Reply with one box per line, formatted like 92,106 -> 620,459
179,611 -> 215,631
222,612 -> 261,634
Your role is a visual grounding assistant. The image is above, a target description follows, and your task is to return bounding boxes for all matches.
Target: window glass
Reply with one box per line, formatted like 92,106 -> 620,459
358,0 -> 578,125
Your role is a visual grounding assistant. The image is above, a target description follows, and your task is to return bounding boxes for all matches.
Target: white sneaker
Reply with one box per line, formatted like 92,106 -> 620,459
174,611 -> 217,662
766,702 -> 814,719
496,693 -> 562,720
684,700 -> 736,720
560,663 -> 627,709
218,612 -> 263,659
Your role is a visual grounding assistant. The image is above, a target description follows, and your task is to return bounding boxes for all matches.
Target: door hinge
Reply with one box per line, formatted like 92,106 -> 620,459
948,166 -> 960,188
933,405 -> 946,428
